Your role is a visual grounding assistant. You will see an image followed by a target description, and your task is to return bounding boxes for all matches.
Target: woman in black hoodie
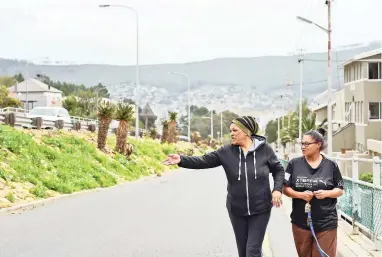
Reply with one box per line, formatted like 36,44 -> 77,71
164,116 -> 285,257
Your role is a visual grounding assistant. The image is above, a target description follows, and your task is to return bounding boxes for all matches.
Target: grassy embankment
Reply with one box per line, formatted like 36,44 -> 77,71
0,125 -> 209,208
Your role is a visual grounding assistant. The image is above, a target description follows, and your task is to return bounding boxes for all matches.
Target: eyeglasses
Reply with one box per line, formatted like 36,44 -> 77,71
299,141 -> 317,147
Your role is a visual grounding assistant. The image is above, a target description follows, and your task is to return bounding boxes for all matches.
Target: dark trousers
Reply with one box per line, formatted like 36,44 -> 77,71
228,210 -> 271,257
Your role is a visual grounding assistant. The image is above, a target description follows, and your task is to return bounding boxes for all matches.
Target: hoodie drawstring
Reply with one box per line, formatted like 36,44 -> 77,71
238,147 -> 257,180
238,147 -> 242,180
253,151 -> 257,179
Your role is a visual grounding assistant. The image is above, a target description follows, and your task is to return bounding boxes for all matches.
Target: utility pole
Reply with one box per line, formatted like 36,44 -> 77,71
211,110 -> 214,140
26,61 -> 29,111
297,48 -> 305,143
280,94 -> 285,128
326,0 -> 333,157
220,111 -> 223,144
286,83 -> 293,128
278,114 -> 281,150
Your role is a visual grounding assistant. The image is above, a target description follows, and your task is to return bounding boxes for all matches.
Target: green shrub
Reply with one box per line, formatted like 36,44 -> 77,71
359,173 -> 373,184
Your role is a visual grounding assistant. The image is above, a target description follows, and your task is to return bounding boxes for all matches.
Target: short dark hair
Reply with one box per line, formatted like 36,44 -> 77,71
304,129 -> 327,151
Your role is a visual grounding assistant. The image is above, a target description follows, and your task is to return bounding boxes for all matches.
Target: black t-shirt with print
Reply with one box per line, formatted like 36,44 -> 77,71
284,155 -> 344,232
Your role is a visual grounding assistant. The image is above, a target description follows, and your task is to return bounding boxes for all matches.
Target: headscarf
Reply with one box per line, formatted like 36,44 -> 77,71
231,116 -> 259,137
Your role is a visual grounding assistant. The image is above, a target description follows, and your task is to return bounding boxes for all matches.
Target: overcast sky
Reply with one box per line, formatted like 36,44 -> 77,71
1,0 -> 380,65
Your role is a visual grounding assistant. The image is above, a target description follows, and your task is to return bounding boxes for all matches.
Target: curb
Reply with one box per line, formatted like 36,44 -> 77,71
0,174 -> 159,215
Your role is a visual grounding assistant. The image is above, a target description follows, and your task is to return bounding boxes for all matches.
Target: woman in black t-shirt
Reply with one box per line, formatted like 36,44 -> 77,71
283,130 -> 344,257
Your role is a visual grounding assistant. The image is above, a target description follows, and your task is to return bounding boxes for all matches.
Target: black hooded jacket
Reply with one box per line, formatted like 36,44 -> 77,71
178,135 -> 285,216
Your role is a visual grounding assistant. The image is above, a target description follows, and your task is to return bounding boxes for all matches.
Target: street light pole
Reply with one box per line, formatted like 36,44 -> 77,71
99,4 -> 140,139
211,110 -> 214,140
296,4 -> 332,156
298,50 -> 305,143
169,72 -> 191,142
95,87 -> 108,113
327,0 -> 333,157
25,61 -> 29,111
278,113 -> 281,150
280,94 -> 285,128
220,111 -> 223,143
286,83 -> 293,128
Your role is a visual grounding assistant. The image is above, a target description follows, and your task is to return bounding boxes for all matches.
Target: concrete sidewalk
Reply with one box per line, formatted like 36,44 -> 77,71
267,195 -> 380,257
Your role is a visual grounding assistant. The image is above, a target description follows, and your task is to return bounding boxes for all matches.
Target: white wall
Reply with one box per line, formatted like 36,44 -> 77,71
16,92 -> 63,109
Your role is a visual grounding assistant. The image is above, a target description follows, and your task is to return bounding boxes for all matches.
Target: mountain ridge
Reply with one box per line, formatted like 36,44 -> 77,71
0,40 -> 380,99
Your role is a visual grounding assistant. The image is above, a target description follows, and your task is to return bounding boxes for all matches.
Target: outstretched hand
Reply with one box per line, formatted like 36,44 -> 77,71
163,154 -> 181,165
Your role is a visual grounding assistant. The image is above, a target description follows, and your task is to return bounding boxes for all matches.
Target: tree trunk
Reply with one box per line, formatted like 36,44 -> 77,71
97,117 -> 112,150
116,120 -> 129,154
168,121 -> 177,143
161,125 -> 168,144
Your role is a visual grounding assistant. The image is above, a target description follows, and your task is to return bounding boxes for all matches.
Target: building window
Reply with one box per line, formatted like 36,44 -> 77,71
356,102 -> 359,123
345,102 -> 349,122
344,68 -> 347,83
352,65 -> 355,81
369,102 -> 381,120
346,68 -> 349,82
368,62 -> 381,79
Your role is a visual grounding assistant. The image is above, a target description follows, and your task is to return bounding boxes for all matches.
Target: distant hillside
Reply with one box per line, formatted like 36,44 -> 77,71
0,41 -> 380,97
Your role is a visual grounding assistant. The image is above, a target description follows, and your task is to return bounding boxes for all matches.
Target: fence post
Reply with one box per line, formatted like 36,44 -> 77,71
373,156 -> 381,187
5,113 -> 16,126
73,121 -> 81,131
372,156 -> 382,250
336,153 -> 342,223
352,157 -> 360,235
32,117 -> 42,129
335,153 -> 341,169
55,120 -> 64,130
88,124 -> 96,132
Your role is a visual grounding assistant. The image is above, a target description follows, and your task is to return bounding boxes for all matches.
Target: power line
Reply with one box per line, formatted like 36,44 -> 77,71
267,77 -> 344,89
303,58 -> 346,62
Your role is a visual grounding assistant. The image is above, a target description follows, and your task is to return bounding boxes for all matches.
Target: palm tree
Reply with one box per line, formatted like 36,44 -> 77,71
115,103 -> 134,154
302,112 -> 317,133
97,102 -> 116,150
280,128 -> 292,147
191,131 -> 201,143
161,119 -> 169,144
168,111 -> 178,143
149,127 -> 157,140
169,112 -> 178,125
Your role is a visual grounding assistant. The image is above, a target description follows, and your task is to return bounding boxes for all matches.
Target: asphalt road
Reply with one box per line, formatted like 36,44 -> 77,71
0,167 -> 297,257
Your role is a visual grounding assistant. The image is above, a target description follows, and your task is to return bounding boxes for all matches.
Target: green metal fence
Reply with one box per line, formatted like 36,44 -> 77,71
337,178 -> 382,241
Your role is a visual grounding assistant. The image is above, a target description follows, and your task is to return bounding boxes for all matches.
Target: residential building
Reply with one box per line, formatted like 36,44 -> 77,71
139,102 -> 157,130
311,49 -> 381,158
340,48 -> 381,157
310,49 -> 382,157
309,89 -> 337,127
7,78 -> 63,110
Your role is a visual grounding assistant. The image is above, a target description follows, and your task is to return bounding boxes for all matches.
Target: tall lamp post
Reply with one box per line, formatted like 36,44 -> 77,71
169,72 -> 191,142
297,49 -> 305,144
296,0 -> 332,156
201,111 -> 214,140
99,4 -> 140,139
95,87 -> 108,113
